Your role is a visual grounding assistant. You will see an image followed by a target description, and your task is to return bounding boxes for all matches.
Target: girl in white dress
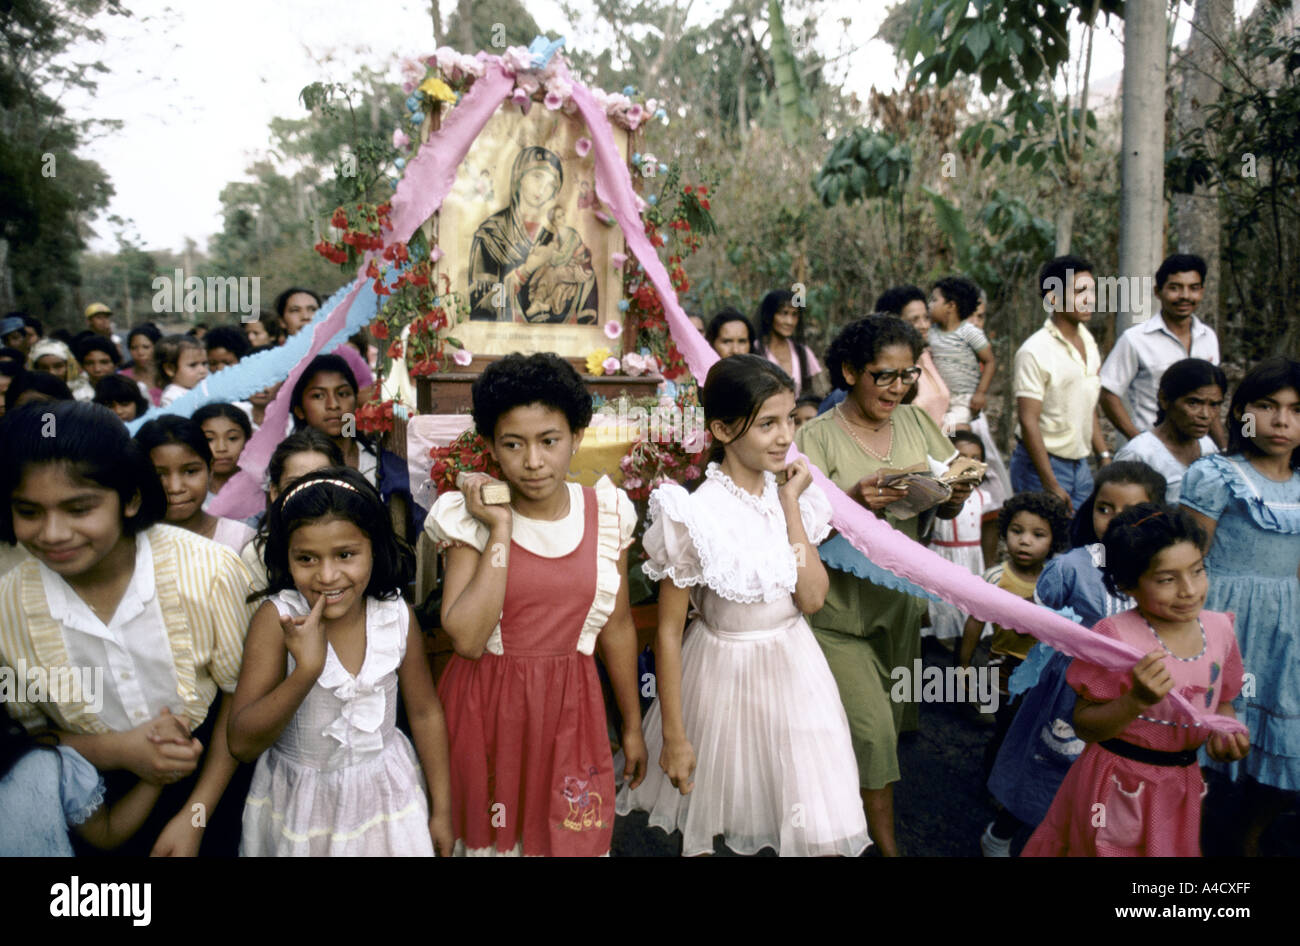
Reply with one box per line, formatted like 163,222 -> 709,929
616,354 -> 870,856
229,468 -> 452,856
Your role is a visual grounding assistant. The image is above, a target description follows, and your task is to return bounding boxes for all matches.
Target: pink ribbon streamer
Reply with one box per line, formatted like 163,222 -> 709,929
569,69 -> 1242,735
209,66 -> 516,521
211,51 -> 1241,735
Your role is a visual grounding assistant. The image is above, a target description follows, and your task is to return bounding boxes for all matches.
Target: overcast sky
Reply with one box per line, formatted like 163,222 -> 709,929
62,0 -> 1223,256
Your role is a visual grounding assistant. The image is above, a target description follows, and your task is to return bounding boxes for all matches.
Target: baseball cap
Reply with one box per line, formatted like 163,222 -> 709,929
85,302 -> 111,318
0,316 -> 24,337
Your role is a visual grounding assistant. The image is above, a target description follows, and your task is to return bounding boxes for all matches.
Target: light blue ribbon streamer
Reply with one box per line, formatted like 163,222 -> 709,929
125,274 -> 384,434
528,36 -> 565,69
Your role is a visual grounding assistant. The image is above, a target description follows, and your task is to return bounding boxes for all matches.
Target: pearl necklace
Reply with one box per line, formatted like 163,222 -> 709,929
836,404 -> 894,462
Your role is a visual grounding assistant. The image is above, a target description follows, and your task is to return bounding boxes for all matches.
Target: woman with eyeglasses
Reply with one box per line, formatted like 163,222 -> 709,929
795,314 -> 974,857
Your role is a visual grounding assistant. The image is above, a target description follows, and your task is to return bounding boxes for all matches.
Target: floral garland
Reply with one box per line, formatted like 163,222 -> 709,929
428,426 -> 503,497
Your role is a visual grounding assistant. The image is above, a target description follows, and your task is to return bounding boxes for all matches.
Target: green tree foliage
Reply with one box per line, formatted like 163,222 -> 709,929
207,68 -> 405,303
1166,8 -> 1300,359
0,0 -> 124,326
445,0 -> 541,52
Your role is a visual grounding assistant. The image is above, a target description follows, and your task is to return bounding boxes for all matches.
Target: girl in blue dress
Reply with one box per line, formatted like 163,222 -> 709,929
1180,357 -> 1300,854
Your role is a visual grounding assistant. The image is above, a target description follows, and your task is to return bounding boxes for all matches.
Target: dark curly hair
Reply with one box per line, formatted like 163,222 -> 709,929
998,490 -> 1071,556
93,373 -> 149,418
825,314 -> 922,391
1101,503 -> 1207,597
873,285 -> 925,316
254,466 -> 413,603
932,276 -> 980,321
471,352 -> 593,439
205,324 -> 251,361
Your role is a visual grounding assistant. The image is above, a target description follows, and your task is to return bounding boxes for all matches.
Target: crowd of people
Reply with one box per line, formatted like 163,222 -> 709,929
0,249 -> 1296,858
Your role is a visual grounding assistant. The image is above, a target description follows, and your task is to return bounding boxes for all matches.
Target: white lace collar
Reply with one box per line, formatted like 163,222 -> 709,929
704,462 -> 780,515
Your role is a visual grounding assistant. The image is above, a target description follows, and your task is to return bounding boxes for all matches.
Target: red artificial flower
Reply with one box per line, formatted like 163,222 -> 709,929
331,207 -> 348,229
700,199 -> 710,210
370,320 -> 389,340
387,340 -> 403,359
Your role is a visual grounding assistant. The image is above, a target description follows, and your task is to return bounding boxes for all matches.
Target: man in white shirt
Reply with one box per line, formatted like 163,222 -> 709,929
1011,255 -> 1112,512
1099,253 -> 1225,447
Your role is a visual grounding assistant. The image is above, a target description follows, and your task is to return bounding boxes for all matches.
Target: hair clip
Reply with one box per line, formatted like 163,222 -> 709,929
282,477 -> 363,505
1130,509 -> 1166,528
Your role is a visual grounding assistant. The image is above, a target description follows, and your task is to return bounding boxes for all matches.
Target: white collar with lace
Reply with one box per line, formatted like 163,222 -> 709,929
704,462 -> 780,515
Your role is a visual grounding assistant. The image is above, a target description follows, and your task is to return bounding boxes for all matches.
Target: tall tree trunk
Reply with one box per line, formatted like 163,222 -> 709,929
430,0 -> 440,47
768,0 -> 803,145
1117,0 -> 1168,336
456,0 -> 473,52
1171,0 -> 1231,337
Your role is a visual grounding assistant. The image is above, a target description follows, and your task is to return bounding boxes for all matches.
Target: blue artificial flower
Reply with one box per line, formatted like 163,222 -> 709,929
622,85 -> 636,96
654,108 -> 667,120
647,194 -> 658,205
394,157 -> 406,170
658,163 -> 668,174
617,299 -> 630,312
405,95 -> 420,111
409,114 -> 423,127
632,152 -> 641,164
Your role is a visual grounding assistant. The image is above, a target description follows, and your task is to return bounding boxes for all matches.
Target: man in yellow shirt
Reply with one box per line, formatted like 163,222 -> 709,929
1011,256 -> 1112,513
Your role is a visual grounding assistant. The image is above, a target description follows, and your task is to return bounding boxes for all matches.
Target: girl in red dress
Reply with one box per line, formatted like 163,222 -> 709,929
426,353 -> 646,855
1022,503 -> 1250,856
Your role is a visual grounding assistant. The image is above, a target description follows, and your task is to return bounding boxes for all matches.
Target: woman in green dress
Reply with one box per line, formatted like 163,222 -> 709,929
796,315 -> 974,856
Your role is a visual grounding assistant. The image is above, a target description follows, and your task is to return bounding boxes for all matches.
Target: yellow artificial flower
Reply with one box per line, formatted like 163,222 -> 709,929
586,347 -> 612,376
419,77 -> 457,102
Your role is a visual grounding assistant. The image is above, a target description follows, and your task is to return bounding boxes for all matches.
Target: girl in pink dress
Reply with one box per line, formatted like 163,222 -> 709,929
427,353 -> 646,855
1022,503 -> 1250,857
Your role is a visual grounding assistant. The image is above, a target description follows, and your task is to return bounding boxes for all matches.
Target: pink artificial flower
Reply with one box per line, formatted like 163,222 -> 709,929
511,88 -> 531,113
458,54 -> 485,78
623,104 -> 645,129
452,347 -> 473,367
402,81 -> 416,94
544,91 -> 563,110
516,73 -> 540,95
435,46 -> 461,79
575,137 -> 592,158
602,356 -> 621,375
604,93 -> 631,114
393,129 -> 410,150
622,475 -> 644,490
622,352 -> 647,376
547,75 -> 573,101
603,320 -> 622,341
430,246 -> 445,262
611,252 -> 627,268
646,97 -> 660,114
502,46 -> 534,74
684,464 -> 701,481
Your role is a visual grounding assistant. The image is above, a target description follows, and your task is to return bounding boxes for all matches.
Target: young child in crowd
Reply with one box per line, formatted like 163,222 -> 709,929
927,431 -> 997,644
156,334 -> 210,407
1022,504 -> 1248,856
980,460 -> 1166,855
193,403 -> 252,498
926,276 -> 994,433
617,354 -> 870,856
240,430 -> 346,593
205,325 -> 251,374
0,401 -> 254,855
1180,356 -> 1300,854
93,374 -> 150,423
135,415 -> 256,553
428,352 -> 646,855
959,492 -> 1069,786
793,392 -> 821,429
228,468 -> 452,856
290,354 -> 417,534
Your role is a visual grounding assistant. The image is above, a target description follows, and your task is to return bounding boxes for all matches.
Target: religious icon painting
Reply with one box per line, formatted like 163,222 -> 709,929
434,104 -> 629,358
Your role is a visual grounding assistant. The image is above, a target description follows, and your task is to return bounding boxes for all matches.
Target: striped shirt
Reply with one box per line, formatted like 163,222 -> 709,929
928,322 -> 990,396
0,524 -> 254,734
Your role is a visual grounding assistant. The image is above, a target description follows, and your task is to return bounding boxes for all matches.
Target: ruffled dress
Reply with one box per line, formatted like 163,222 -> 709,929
1180,453 -> 1300,790
426,476 -> 636,856
240,591 -> 433,857
0,746 -> 104,856
615,464 -> 871,857
926,486 -> 990,641
1022,609 -> 1243,857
